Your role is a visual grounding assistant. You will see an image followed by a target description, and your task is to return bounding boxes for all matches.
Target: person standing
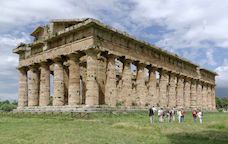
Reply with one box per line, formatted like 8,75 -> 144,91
177,109 -> 182,123
149,106 -> 155,125
192,109 -> 198,124
198,109 -> 203,124
158,108 -> 164,122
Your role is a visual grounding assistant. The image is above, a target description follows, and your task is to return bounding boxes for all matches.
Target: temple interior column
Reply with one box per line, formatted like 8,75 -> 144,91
168,73 -> 177,108
159,69 -> 169,108
18,67 -> 28,108
68,54 -> 80,106
148,66 -> 158,106
184,78 -> 191,109
28,65 -> 40,106
190,80 -> 197,109
176,76 -> 184,109
136,63 -> 147,107
39,62 -> 50,106
105,54 -> 117,107
85,49 -> 99,106
53,59 -> 65,106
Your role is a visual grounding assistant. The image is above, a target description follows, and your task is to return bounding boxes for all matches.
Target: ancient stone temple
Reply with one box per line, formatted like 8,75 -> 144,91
13,18 -> 217,112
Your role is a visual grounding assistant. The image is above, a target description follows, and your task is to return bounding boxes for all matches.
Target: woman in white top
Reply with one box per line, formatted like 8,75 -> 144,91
198,110 -> 203,124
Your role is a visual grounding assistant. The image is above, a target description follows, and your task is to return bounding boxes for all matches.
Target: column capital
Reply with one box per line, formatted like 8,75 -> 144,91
53,57 -> 63,64
85,48 -> 100,57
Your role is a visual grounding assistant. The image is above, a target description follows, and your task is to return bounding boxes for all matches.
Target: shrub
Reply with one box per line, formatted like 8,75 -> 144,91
0,103 -> 17,112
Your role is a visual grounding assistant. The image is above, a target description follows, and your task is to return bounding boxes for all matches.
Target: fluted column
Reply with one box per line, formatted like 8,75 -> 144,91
202,83 -> 208,110
211,86 -> 216,110
68,54 -> 80,106
53,59 -> 65,106
184,78 -> 191,109
159,69 -> 169,108
136,63 -> 147,107
39,62 -> 50,106
85,49 -> 99,106
207,85 -> 212,110
176,76 -> 184,108
168,73 -> 177,108
190,80 -> 197,109
18,67 -> 28,108
105,54 -> 117,106
148,66 -> 158,106
196,81 -> 202,109
28,66 -> 39,106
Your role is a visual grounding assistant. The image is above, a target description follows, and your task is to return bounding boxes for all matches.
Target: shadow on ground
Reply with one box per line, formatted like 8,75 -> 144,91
166,130 -> 228,144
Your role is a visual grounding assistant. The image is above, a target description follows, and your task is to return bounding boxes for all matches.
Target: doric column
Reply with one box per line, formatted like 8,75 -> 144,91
28,65 -> 40,106
68,54 -> 80,106
190,80 -> 197,109
39,62 -> 50,106
202,83 -> 208,110
53,58 -> 65,106
168,73 -> 177,108
136,63 -> 147,107
85,49 -> 99,106
105,54 -> 117,106
211,86 -> 216,110
148,66 -> 158,106
159,69 -> 169,108
18,67 -> 28,108
121,59 -> 132,107
96,53 -> 107,105
196,81 -> 202,109
207,85 -> 212,110
184,78 -> 191,109
176,76 -> 184,108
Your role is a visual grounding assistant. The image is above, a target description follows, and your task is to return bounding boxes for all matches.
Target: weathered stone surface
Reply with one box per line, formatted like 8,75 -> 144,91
176,76 -> 184,108
190,80 -> 197,108
28,66 -> 40,106
13,18 -> 217,111
136,63 -> 148,107
39,63 -> 50,106
168,73 -> 177,108
18,68 -> 27,108
53,60 -> 65,106
148,67 -> 158,106
105,55 -> 117,107
184,78 -> 191,109
68,54 -> 80,106
85,49 -> 99,106
159,70 -> 169,108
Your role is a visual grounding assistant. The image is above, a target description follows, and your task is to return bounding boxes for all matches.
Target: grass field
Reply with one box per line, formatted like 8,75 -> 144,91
0,112 -> 227,144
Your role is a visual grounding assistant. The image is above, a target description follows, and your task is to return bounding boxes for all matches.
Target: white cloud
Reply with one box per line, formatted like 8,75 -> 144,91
215,59 -> 228,88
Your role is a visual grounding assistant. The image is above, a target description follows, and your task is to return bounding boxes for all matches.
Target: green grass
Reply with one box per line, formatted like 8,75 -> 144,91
0,112 -> 227,144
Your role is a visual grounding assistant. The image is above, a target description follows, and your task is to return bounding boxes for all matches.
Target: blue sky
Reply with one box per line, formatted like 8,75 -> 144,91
0,0 -> 227,100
